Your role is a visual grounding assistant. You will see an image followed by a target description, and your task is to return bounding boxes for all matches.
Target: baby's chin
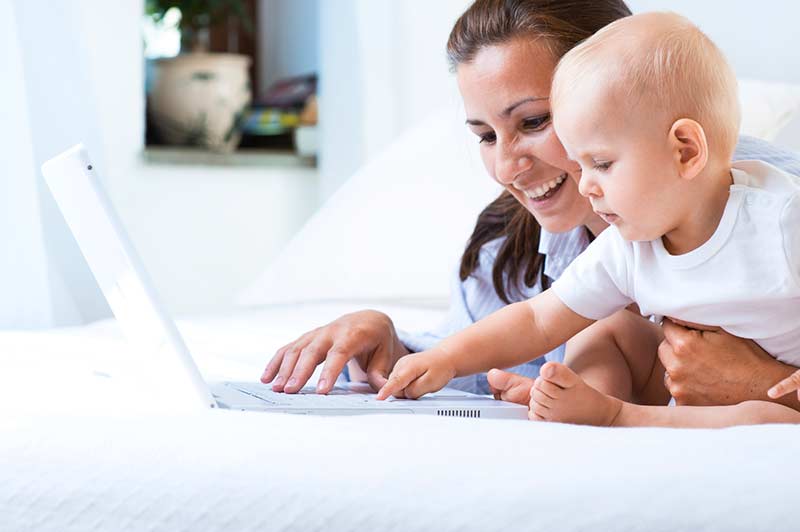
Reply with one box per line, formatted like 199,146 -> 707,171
616,225 -> 658,242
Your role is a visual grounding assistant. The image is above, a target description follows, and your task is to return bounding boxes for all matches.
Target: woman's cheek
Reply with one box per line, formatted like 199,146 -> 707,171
539,130 -> 573,170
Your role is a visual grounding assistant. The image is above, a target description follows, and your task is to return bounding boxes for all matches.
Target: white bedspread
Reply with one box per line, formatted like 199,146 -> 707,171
2,303 -> 798,531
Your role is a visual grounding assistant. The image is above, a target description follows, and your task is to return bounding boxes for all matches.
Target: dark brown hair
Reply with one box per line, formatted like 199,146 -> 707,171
448,0 -> 631,303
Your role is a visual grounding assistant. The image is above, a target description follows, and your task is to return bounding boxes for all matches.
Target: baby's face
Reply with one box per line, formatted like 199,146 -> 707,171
552,86 -> 685,242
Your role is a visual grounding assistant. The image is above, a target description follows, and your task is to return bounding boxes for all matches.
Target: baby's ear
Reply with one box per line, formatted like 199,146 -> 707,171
668,118 -> 708,180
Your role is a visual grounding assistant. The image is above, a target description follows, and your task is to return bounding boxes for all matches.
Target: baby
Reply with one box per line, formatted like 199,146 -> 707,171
376,12 -> 800,428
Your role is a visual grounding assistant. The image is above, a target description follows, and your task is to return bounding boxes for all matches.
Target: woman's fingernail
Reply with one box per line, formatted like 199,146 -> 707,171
317,378 -> 327,391
287,378 -> 297,388
274,376 -> 285,387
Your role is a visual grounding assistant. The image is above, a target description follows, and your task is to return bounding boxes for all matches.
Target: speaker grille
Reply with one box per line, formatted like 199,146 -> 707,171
436,409 -> 481,418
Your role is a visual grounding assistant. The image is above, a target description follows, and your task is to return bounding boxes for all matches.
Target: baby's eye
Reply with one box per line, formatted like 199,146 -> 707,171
522,114 -> 550,131
593,161 -> 613,171
478,131 -> 497,145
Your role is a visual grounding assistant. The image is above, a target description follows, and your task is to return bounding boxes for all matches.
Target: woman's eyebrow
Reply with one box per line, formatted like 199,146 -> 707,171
501,97 -> 548,117
465,97 -> 548,126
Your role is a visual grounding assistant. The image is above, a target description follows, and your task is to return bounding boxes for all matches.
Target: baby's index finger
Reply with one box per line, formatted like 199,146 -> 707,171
376,382 -> 394,401
377,372 -> 409,400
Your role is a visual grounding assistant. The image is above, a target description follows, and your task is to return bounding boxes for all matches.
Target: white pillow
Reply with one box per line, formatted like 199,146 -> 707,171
738,78 -> 800,141
238,102 -> 500,307
773,109 -> 800,153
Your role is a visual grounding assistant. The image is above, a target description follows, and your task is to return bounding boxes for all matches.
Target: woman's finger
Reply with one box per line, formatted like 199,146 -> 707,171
283,337 -> 333,393
261,346 -> 287,384
316,329 -> 383,393
768,371 -> 800,399
263,329 -> 318,384
273,342 -> 309,391
316,347 -> 355,394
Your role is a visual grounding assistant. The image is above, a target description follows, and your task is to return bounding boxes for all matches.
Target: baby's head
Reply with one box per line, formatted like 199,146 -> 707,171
550,12 -> 740,242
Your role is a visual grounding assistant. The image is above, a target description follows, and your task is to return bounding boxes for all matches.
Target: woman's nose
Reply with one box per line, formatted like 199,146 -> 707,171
495,139 -> 532,185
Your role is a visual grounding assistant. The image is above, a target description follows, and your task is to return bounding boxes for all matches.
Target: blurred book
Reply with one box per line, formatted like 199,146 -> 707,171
242,107 -> 300,136
257,73 -> 317,109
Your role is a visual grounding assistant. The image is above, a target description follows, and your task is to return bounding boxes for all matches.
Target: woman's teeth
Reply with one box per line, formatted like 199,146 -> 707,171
525,174 -> 566,200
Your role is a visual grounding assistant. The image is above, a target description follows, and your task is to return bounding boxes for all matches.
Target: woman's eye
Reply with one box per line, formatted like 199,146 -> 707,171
478,132 -> 497,144
593,161 -> 613,171
522,114 -> 550,131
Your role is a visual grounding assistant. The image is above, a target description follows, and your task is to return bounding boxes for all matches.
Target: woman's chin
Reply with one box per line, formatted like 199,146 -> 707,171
536,216 -> 583,234
519,186 -> 590,233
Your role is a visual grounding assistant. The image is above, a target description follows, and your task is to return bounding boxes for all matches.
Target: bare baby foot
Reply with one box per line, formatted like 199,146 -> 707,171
529,362 -> 623,426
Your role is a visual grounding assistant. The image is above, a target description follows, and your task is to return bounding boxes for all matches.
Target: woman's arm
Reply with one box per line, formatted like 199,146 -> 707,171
658,320 -> 800,411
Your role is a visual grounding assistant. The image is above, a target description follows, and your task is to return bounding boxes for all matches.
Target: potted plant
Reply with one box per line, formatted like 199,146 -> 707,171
146,0 -> 254,152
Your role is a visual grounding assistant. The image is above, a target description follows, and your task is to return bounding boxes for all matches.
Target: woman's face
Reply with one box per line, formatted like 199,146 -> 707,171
457,38 -> 605,235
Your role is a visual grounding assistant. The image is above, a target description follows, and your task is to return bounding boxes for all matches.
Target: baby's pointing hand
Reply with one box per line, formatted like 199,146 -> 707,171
376,350 -> 456,400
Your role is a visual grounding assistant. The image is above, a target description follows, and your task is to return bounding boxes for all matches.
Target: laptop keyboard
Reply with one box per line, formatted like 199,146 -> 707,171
228,382 -> 379,407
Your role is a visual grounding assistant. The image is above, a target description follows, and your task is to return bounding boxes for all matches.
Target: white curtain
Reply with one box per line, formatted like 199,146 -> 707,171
0,0 -> 55,328
317,0 -> 469,201
0,0 -> 148,329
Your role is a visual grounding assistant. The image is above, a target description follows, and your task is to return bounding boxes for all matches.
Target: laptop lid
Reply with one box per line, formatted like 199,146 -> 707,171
42,144 -> 216,411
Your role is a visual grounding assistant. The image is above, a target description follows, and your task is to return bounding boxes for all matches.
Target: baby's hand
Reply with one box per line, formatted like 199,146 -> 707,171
767,369 -> 800,401
376,350 -> 456,400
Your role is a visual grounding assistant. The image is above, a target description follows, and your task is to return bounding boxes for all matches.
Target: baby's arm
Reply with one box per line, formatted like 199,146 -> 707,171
376,289 -> 594,399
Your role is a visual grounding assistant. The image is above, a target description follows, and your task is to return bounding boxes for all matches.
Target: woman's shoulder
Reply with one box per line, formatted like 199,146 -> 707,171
735,136 -> 800,176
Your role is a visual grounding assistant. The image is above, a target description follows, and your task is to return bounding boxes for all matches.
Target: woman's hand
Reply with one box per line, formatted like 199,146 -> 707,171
261,310 -> 410,394
768,370 -> 800,402
658,319 -> 800,410
376,349 -> 457,400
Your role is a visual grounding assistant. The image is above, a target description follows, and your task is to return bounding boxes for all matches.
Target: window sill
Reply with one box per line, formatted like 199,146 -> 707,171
141,146 -> 317,169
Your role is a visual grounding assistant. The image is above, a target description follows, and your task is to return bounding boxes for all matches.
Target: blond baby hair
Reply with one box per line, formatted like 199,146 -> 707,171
551,12 -> 740,162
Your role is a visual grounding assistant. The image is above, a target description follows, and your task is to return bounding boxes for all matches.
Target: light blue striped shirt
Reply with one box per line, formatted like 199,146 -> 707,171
398,136 -> 800,394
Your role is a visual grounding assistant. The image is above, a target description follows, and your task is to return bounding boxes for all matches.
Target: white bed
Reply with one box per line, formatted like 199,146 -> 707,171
3,304 -> 799,532
4,79 -> 800,531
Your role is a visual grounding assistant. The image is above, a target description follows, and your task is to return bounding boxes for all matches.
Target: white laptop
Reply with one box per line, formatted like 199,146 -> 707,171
41,144 -> 528,419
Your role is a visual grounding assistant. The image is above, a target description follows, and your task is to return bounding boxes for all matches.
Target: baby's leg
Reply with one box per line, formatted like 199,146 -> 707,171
563,309 -> 670,405
531,363 -> 800,427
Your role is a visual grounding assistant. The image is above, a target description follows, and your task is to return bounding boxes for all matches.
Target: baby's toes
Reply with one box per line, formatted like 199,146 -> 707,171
531,387 -> 554,408
533,375 -> 562,400
540,362 -> 582,390
529,398 -> 551,421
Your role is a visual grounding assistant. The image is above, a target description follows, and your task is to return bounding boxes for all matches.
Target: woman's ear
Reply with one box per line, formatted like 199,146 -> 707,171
668,118 -> 708,180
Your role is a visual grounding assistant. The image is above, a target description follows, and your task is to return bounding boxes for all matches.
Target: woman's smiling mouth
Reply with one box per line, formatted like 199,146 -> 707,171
522,173 -> 567,202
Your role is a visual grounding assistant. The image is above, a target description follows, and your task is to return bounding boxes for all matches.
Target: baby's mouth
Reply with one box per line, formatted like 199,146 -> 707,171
595,211 -> 619,224
524,173 -> 567,201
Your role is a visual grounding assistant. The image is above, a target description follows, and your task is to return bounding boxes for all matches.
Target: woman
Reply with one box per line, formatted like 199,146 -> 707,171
262,0 -> 800,412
